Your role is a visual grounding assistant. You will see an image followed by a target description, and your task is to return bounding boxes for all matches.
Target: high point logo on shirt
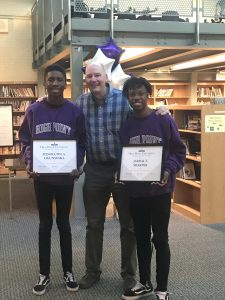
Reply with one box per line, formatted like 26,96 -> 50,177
36,122 -> 71,135
129,135 -> 162,144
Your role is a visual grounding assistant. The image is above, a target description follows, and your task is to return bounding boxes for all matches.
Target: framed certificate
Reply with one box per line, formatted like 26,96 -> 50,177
32,140 -> 77,174
119,145 -> 163,182
0,105 -> 13,147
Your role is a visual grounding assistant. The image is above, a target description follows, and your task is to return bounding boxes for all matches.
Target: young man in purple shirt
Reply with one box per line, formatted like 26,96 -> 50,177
120,77 -> 186,300
19,64 -> 86,296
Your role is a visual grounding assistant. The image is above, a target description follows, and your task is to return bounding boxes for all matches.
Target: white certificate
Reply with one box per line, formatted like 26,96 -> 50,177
0,105 -> 13,146
119,145 -> 163,182
32,140 -> 77,174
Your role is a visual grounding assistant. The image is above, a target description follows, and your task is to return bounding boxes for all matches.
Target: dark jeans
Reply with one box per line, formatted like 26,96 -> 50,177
130,193 -> 171,291
34,181 -> 74,276
83,162 -> 137,279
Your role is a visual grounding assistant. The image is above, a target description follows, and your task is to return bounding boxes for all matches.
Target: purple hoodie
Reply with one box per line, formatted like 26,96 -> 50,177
19,99 -> 86,185
119,110 -> 186,197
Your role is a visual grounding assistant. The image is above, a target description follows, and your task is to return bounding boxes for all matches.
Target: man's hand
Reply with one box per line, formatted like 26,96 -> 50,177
36,96 -> 45,102
155,106 -> 171,116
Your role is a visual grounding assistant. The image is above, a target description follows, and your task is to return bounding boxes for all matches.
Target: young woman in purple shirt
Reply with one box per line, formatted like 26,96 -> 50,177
120,77 -> 186,300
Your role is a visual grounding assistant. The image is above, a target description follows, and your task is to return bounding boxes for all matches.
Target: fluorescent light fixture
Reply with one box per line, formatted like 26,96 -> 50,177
170,53 -> 225,71
120,47 -> 154,62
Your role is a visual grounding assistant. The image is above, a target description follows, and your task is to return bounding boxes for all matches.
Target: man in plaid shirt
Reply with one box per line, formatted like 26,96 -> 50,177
76,62 -> 168,292
76,63 -> 137,292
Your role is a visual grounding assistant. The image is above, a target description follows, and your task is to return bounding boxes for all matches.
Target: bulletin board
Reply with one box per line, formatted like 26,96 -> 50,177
0,105 -> 13,146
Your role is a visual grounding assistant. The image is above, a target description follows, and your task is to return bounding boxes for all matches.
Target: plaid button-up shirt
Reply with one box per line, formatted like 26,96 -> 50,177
76,86 -> 131,163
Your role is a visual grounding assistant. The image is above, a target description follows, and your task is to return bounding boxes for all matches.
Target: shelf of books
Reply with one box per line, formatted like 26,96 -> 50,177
153,82 -> 190,106
0,82 -> 37,162
197,82 -> 224,104
146,81 -> 225,107
170,104 -> 225,224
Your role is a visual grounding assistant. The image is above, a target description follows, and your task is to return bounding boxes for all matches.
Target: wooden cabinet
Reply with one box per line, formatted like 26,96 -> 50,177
171,104 -> 225,224
0,82 -> 37,160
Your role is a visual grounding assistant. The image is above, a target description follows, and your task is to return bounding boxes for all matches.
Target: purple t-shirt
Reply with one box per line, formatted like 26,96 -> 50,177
119,111 -> 186,197
19,99 -> 86,185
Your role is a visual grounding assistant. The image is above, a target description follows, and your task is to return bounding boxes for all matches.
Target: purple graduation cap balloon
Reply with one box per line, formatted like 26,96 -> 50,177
96,38 -> 125,70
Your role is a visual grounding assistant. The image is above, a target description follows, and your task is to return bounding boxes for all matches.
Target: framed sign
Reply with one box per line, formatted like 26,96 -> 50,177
0,105 -> 13,147
32,140 -> 77,174
119,145 -> 163,182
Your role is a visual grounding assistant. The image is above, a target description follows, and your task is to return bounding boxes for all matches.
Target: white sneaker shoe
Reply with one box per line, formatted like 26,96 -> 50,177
155,290 -> 170,300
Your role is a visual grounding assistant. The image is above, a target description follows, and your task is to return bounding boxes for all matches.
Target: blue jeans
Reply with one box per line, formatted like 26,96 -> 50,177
34,181 -> 74,276
83,162 -> 137,279
130,193 -> 171,291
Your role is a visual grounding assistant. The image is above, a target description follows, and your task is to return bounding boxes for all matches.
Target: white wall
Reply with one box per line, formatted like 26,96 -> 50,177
0,0 -> 37,82
0,0 -> 36,17
0,18 -> 37,82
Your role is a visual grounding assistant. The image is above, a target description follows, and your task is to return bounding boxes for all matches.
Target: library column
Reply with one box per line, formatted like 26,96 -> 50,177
190,71 -> 198,104
70,45 -> 86,218
70,45 -> 83,101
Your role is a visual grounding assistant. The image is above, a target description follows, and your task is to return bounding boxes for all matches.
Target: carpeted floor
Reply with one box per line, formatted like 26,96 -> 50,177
1,209 -> 225,300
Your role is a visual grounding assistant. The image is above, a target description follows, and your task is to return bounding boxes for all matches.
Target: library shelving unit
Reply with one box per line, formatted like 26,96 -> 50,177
170,104 -> 225,224
149,82 -> 190,106
197,82 -> 225,104
0,82 -> 37,160
64,82 -> 71,99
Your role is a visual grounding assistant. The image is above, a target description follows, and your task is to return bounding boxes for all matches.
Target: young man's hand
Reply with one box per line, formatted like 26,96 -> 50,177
26,166 -> 39,179
70,168 -> 83,179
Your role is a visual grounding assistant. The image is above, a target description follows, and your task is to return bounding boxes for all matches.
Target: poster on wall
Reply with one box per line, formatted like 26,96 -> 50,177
205,115 -> 225,133
0,105 -> 13,146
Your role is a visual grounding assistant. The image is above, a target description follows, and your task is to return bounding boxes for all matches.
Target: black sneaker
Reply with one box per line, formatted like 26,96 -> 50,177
33,274 -> 50,295
122,281 -> 153,300
64,271 -> 79,291
155,290 -> 170,300
144,281 -> 153,291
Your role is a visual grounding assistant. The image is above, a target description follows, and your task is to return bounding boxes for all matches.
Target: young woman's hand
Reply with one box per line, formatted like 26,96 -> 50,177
151,170 -> 170,187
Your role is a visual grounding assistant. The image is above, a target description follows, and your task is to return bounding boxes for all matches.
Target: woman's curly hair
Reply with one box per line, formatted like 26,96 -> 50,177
123,76 -> 152,98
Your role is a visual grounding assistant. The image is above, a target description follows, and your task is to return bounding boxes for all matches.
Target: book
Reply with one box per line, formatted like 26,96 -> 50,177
181,138 -> 190,155
187,114 -> 201,131
188,138 -> 201,154
183,162 -> 196,180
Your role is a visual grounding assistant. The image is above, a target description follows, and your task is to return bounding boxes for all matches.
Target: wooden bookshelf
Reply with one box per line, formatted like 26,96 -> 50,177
148,82 -> 190,106
197,82 -> 224,104
146,81 -> 225,107
64,83 -> 71,99
0,82 -> 37,161
172,105 -> 225,224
